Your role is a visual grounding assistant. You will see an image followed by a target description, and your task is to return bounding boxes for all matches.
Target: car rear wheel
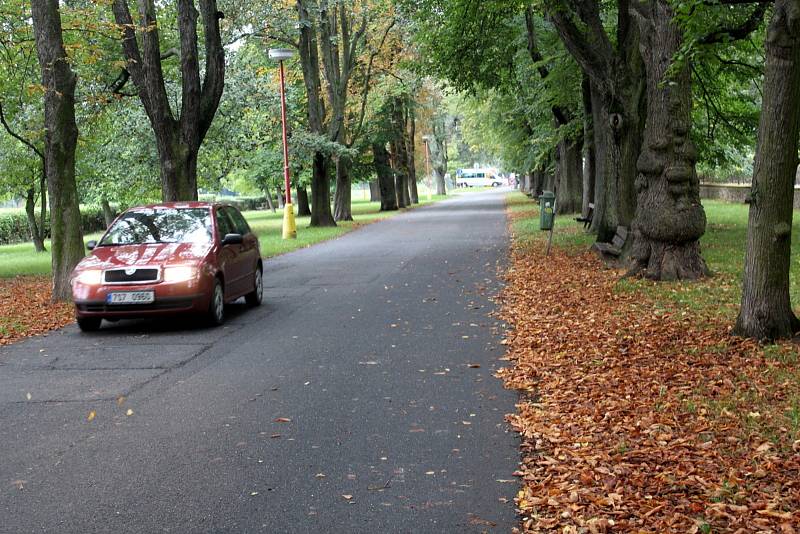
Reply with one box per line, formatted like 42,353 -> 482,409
207,279 -> 225,326
77,316 -> 102,332
245,267 -> 263,307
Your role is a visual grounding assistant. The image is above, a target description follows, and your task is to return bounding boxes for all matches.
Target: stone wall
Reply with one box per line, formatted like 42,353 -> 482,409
699,183 -> 800,209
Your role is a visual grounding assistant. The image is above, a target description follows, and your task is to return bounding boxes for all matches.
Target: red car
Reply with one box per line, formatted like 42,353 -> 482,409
70,202 -> 262,331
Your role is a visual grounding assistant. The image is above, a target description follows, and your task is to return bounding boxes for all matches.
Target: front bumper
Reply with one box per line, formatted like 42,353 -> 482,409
72,277 -> 211,318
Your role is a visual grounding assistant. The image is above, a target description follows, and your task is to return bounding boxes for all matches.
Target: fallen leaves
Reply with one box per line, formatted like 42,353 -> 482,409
0,276 -> 73,346
497,212 -> 800,531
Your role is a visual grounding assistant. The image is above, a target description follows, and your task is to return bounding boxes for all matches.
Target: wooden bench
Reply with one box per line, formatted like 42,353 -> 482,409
592,226 -> 629,257
575,203 -> 594,229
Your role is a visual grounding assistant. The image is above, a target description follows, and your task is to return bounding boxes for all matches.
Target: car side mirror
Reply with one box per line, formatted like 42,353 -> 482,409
222,233 -> 243,245
86,240 -> 97,250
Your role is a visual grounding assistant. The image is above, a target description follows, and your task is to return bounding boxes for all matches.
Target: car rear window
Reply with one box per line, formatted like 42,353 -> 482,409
99,207 -> 213,246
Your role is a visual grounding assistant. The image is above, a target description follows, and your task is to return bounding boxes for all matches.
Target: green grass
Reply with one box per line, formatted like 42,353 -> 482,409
0,196 -> 445,278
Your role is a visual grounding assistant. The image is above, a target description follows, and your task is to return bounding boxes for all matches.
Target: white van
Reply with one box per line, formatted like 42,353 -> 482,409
457,169 -> 503,188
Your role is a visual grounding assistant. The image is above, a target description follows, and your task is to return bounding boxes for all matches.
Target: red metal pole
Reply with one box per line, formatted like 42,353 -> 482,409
279,60 -> 292,206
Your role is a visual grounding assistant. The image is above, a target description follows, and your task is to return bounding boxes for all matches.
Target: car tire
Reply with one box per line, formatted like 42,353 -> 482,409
245,267 -> 263,307
207,279 -> 225,326
77,316 -> 102,332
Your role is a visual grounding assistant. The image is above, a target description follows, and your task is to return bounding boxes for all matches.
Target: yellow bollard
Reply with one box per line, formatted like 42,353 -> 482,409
282,203 -> 297,239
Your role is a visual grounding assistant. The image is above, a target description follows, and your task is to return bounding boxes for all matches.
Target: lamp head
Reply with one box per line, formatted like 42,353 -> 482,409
268,48 -> 295,61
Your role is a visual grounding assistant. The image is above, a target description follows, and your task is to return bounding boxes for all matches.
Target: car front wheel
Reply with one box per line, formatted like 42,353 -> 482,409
245,267 -> 263,307
207,279 -> 225,326
77,316 -> 102,332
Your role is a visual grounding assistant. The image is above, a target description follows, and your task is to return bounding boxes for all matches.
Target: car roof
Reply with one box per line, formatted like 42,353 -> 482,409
129,202 -> 234,210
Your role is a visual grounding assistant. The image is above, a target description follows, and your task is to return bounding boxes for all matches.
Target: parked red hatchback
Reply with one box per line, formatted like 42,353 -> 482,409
70,202 -> 262,331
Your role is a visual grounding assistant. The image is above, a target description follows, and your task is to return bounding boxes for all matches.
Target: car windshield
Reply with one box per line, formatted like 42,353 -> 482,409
99,207 -> 212,246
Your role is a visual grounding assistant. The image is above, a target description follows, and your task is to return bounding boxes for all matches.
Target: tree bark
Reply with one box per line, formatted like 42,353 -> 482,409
369,180 -> 380,202
25,187 -> 46,252
101,198 -> 115,227
297,0 -> 336,227
111,0 -> 225,202
264,185 -> 276,213
582,75 -> 596,218
32,0 -> 85,302
296,186 -> 311,216
734,0 -> 800,340
549,0 -> 646,244
556,137 -> 583,214
334,155 -> 353,221
629,1 -> 709,280
373,143 -> 397,211
406,109 -> 419,204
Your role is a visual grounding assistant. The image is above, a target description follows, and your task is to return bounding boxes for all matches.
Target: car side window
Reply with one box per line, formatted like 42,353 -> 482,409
216,208 -> 236,241
225,207 -> 251,236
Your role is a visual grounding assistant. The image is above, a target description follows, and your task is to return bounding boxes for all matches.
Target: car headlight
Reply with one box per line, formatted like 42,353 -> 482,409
163,265 -> 198,283
74,269 -> 103,285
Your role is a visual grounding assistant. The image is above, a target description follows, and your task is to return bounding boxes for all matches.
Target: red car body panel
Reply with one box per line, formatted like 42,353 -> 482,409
71,202 -> 261,320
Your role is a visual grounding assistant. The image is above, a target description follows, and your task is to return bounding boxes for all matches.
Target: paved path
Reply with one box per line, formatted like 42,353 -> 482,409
0,190 -> 519,533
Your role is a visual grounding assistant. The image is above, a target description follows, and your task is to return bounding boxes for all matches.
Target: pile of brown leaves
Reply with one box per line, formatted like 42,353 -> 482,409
498,226 -> 800,531
0,276 -> 73,346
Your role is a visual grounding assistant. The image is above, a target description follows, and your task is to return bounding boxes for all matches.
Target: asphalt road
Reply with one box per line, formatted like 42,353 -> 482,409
0,189 -> 519,533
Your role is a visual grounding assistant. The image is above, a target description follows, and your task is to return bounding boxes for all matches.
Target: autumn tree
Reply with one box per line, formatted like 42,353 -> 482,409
110,0 -> 225,201
734,0 -> 800,340
30,0 -> 85,301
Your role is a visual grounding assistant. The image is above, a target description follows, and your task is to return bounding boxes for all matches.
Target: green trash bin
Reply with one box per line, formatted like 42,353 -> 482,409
539,190 -> 555,231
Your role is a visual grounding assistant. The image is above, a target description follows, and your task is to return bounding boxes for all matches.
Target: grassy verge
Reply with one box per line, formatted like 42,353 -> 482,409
0,197 -> 445,278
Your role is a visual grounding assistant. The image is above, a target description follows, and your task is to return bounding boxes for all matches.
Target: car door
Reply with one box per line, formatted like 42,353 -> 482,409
225,206 -> 259,272
222,206 -> 257,297
215,207 -> 244,298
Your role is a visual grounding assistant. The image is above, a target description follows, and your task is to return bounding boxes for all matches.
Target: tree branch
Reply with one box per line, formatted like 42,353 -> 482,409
0,101 -> 44,160
699,2 -> 770,44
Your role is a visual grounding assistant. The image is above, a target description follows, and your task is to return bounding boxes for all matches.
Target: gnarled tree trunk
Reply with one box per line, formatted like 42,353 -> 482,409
373,143 -> 397,211
556,137 -> 583,214
334,155 -> 353,221
734,0 -> 800,340
406,109 -> 419,204
369,180 -> 380,202
582,75 -> 596,219
32,0 -> 85,301
629,1 -> 708,280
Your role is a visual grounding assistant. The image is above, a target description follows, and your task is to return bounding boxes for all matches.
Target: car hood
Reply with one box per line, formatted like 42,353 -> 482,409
77,242 -> 213,271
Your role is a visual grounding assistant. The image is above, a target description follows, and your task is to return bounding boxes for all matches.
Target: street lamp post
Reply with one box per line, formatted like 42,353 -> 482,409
269,48 -> 297,240
422,135 -> 433,201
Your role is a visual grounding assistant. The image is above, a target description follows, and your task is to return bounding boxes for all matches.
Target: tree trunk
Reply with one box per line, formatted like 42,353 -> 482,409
264,185 -> 276,213
32,0 -> 85,302
276,185 -> 285,209
629,1 -> 708,280
111,0 -> 225,202
334,156 -> 353,221
310,152 -> 336,227
734,0 -> 800,340
556,137 -> 583,214
297,185 -> 311,216
25,188 -> 46,252
531,169 -> 544,198
582,75 -> 596,218
101,198 -> 115,227
406,111 -> 419,204
369,180 -> 380,202
373,143 -> 397,211
434,168 -> 446,195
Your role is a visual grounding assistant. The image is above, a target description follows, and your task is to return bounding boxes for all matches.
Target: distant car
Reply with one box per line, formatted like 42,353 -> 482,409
457,169 -> 503,188
70,202 -> 262,331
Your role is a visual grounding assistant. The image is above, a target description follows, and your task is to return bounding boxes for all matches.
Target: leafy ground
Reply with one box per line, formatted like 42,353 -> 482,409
0,195 -> 448,345
500,193 -> 800,532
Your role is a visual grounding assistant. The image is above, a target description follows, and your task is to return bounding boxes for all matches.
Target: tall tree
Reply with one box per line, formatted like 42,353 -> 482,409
111,0 -> 225,201
296,0 -> 336,227
627,1 -> 709,279
31,0 -> 85,301
735,0 -> 800,340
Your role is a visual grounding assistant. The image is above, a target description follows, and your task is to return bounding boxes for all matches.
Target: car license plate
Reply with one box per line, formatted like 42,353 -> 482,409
106,291 -> 155,305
